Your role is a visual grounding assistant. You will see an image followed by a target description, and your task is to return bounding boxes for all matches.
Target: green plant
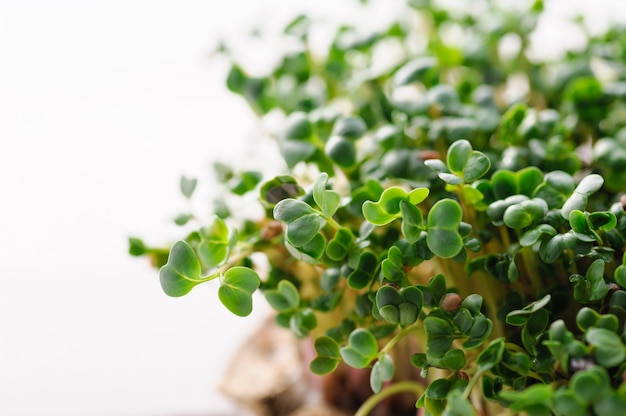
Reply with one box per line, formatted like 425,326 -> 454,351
130,0 -> 626,414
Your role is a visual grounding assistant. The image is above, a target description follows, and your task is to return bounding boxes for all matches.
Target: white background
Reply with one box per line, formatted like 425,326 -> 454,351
1,1 -> 624,415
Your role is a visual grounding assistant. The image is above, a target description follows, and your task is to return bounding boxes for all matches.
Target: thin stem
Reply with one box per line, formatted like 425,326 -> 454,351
499,226 -> 511,250
324,215 -> 343,231
380,321 -> 421,356
355,381 -> 425,416
199,271 -> 220,282
519,246 -> 542,296
463,370 -> 483,400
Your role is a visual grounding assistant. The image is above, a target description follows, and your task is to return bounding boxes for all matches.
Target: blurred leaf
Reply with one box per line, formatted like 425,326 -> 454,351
370,353 -> 394,393
180,176 -> 198,199
340,328 -> 378,368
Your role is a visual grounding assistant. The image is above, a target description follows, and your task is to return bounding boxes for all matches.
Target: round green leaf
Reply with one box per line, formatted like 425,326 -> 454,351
561,174 -> 604,219
615,265 -> 626,288
332,116 -> 366,139
408,187 -> 430,205
226,64 -> 246,93
461,294 -> 483,315
290,308 -> 317,338
499,384 -> 553,414
197,217 -> 234,268
427,199 -> 464,258
491,170 -> 518,199
314,335 -> 340,359
286,214 -> 322,247
282,111 -> 313,141
454,309 -> 474,334
569,209 -> 588,233
297,232 -> 327,260
463,151 -> 490,183
477,338 -> 504,372
180,175 -> 198,199
400,200 -> 424,243
376,285 -> 401,308
347,251 -> 378,289
506,294 -> 551,326
533,170 -> 575,209
399,303 -> 418,326
571,367 -> 607,403
553,390 -> 586,416
442,390 -> 474,416
326,228 -> 354,261
348,328 -> 378,356
340,328 -> 378,368
370,353 -> 394,393
379,305 -> 400,325
310,357 -> 340,375
540,233 -> 568,264
401,286 -> 424,308
363,200 -> 396,225
320,267 -> 341,292
380,187 -> 410,215
425,378 -> 453,400
280,140 -> 317,168
326,135 -> 356,167
363,186 -> 427,225
273,198 -> 316,223
593,393 -> 626,415
462,184 -> 484,205
447,140 -> 472,176
381,246 -> 406,282
576,307 -> 601,332
525,308 -> 549,337
520,224 -> 556,247
218,267 -> 261,317
585,327 -> 626,367
446,140 -> 491,182
313,173 -> 341,217
264,280 -> 300,312
588,211 -> 617,231
467,316 -> 492,340
503,199 -> 547,229
410,353 -> 427,369
425,159 -> 463,185
517,167 -> 545,196
424,316 -> 455,357
587,258 -> 608,301
501,349 -> 531,375
435,349 -> 466,371
159,240 -> 203,297
393,56 -> 437,86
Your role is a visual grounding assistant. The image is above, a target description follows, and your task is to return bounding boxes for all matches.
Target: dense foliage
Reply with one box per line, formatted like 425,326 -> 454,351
131,0 -> 626,414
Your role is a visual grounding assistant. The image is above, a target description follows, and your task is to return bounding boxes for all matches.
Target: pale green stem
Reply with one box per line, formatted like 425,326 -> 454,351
380,321 -> 421,356
463,370 -> 484,400
199,271 -> 220,282
355,381 -> 425,416
519,246 -> 542,297
324,215 -> 342,231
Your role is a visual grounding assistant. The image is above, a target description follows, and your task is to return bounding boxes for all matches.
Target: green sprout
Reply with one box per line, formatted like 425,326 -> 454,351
131,1 -> 626,414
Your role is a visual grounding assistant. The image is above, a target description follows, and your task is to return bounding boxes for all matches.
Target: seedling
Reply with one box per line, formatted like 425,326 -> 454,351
131,1 -> 626,414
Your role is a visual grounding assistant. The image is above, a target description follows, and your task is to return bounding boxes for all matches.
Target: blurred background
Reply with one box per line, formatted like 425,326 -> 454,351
1,0 -> 625,415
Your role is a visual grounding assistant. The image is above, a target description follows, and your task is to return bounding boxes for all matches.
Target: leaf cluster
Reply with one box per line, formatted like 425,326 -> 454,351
130,1 -> 626,414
